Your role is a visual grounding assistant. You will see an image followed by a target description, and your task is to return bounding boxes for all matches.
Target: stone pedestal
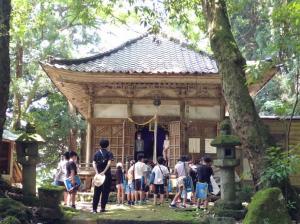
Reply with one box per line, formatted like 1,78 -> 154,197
22,163 -> 37,196
211,120 -> 245,219
16,123 -> 44,196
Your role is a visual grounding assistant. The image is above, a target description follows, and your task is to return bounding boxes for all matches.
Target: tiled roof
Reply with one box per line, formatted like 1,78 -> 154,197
46,34 -> 219,75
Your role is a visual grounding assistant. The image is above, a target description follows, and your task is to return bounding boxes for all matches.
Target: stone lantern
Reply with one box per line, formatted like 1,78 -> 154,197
211,119 -> 244,219
16,123 -> 45,196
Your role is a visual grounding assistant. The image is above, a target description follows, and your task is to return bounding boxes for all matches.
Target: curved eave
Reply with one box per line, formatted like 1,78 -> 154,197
41,63 -> 221,84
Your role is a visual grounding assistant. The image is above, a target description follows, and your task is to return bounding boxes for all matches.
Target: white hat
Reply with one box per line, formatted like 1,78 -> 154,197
116,162 -> 123,168
93,174 -> 106,187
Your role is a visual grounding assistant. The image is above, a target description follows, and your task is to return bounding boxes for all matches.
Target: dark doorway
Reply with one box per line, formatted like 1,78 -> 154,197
136,125 -> 166,160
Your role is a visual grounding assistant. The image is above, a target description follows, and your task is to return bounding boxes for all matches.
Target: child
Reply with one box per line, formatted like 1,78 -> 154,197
170,155 -> 189,208
66,151 -> 79,209
151,157 -> 169,205
133,155 -> 147,205
196,156 -> 213,209
126,160 -> 135,205
116,162 -> 124,205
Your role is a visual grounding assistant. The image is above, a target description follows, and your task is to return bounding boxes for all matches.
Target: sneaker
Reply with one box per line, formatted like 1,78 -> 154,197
169,204 -> 177,208
100,209 -> 107,213
180,204 -> 186,208
71,205 -> 76,209
91,210 -> 97,214
128,201 -> 131,206
131,201 -> 135,206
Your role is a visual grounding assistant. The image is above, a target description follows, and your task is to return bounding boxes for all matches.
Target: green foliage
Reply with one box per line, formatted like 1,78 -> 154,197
260,147 -> 300,187
1,216 -> 21,224
243,187 -> 292,224
0,198 -> 32,223
237,184 -> 255,203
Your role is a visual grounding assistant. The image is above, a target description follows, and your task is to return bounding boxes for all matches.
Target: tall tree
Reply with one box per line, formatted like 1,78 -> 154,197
201,0 -> 271,187
0,0 -> 11,140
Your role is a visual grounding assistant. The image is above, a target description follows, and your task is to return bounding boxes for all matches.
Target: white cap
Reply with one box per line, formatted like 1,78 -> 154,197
116,162 -> 123,168
93,174 -> 106,187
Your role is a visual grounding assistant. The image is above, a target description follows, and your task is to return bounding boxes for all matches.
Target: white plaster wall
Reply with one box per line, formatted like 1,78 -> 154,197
187,105 -> 220,120
94,104 -> 128,118
132,104 -> 180,116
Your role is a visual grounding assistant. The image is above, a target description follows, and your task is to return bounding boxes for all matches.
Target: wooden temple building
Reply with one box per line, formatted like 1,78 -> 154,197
41,34 -> 300,187
0,130 -> 22,184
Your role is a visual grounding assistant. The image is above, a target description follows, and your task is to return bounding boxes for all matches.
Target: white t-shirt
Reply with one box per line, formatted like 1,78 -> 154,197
134,161 -> 147,180
55,160 -> 68,182
152,164 -> 169,185
175,161 -> 189,178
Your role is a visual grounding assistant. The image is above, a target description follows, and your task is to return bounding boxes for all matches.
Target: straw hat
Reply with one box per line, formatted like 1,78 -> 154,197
93,174 -> 106,187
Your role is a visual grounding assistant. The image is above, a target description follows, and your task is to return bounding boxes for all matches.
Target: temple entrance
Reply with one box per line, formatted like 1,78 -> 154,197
136,125 -> 166,160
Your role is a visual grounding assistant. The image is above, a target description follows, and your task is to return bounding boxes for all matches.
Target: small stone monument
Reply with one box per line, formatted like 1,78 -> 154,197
16,123 -> 45,196
211,119 -> 245,219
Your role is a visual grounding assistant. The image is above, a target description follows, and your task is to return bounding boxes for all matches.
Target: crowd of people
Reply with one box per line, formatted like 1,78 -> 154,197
53,138 -> 218,213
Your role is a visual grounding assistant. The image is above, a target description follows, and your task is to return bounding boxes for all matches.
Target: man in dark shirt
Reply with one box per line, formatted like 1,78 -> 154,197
92,139 -> 114,213
196,156 -> 213,208
66,151 -> 78,208
197,157 -> 213,186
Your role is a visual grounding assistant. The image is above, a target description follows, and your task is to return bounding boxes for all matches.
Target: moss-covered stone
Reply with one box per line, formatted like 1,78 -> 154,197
36,207 -> 64,224
1,216 -> 21,224
38,185 -> 64,208
0,198 -> 32,223
211,135 -> 241,147
243,187 -> 292,224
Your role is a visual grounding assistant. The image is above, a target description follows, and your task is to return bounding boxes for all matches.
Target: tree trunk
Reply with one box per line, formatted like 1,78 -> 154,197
202,0 -> 272,187
0,0 -> 11,140
12,43 -> 23,130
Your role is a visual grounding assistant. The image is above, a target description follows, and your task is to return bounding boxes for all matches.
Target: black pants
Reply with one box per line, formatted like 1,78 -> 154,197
134,151 -> 144,161
92,173 -> 112,211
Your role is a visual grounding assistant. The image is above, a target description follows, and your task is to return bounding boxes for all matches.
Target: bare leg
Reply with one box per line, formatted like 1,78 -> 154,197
70,192 -> 76,207
153,194 -> 157,205
135,190 -> 139,202
171,187 -> 183,205
63,192 -> 68,205
160,193 -> 164,204
131,192 -> 135,203
139,191 -> 144,202
117,186 -> 120,204
182,191 -> 187,206
121,187 -> 124,204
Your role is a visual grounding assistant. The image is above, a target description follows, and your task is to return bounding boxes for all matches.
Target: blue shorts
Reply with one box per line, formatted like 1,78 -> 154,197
126,182 -> 135,193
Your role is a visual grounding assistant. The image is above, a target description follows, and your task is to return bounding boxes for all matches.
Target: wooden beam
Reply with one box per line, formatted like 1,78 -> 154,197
85,94 -> 94,166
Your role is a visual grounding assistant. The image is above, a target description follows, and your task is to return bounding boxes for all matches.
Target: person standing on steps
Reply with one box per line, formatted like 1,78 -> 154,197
66,151 -> 79,209
92,139 -> 114,213
135,132 -> 144,161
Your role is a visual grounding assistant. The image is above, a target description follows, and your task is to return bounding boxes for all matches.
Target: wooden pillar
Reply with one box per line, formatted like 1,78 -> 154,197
180,101 -> 187,155
85,121 -> 92,166
153,115 -> 158,163
122,120 -> 125,164
85,87 -> 94,166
